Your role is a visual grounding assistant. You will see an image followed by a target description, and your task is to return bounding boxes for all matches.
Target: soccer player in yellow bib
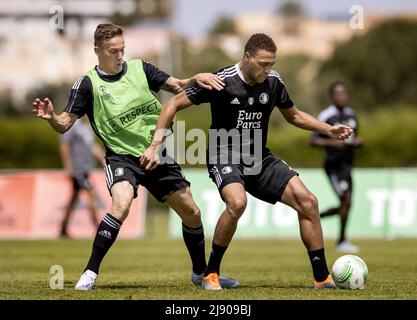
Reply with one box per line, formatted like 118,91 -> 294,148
33,23 -> 239,290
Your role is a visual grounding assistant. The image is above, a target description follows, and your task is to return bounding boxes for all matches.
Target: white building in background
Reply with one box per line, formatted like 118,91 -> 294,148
234,12 -> 417,59
234,13 -> 364,59
0,0 -> 171,103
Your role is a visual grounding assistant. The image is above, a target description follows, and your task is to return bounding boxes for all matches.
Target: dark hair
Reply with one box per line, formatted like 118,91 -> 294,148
328,81 -> 347,95
244,33 -> 277,56
94,23 -> 124,47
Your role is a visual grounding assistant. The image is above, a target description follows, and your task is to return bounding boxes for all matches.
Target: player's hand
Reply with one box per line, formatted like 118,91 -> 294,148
139,144 -> 160,171
329,124 -> 353,141
32,98 -> 54,120
194,73 -> 225,91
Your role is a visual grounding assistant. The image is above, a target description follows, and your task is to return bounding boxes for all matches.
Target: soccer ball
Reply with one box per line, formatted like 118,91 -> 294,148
331,255 -> 368,289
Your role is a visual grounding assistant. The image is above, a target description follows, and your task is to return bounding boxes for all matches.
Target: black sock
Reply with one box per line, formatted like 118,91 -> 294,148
182,223 -> 206,274
204,243 -> 228,276
85,213 -> 122,274
308,248 -> 330,282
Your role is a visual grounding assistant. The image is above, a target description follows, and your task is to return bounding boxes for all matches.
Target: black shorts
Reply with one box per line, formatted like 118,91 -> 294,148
72,173 -> 92,191
324,160 -> 352,197
207,150 -> 298,204
104,153 -> 190,202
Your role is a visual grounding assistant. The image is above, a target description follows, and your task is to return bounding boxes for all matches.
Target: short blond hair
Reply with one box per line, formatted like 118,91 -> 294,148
94,23 -> 124,47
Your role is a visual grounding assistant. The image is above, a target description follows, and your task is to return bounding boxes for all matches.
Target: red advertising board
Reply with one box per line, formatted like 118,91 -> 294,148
0,170 -> 147,239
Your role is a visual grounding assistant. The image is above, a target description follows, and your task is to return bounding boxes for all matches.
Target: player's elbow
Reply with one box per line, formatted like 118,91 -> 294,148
287,113 -> 302,127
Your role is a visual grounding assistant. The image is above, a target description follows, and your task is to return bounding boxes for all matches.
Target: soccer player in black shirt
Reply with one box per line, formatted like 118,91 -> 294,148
141,34 -> 353,290
311,82 -> 363,253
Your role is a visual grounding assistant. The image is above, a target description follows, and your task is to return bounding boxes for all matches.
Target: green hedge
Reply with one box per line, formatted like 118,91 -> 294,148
2,106 -> 417,169
0,118 -> 61,169
176,105 -> 417,168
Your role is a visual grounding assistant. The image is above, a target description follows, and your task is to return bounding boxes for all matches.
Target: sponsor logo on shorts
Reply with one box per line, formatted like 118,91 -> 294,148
339,180 -> 349,191
221,166 -> 233,174
115,168 -> 124,176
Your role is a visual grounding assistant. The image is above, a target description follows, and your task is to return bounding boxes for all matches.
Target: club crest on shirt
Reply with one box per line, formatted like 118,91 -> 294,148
259,92 -> 269,104
221,166 -> 233,174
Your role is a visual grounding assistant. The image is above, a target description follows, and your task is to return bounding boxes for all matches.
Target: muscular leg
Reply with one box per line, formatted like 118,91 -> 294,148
166,186 -> 202,228
109,181 -> 134,222
166,186 -> 207,274
281,176 -> 330,282
204,183 -> 247,276
84,181 -> 133,274
281,176 -> 323,251
213,183 -> 247,247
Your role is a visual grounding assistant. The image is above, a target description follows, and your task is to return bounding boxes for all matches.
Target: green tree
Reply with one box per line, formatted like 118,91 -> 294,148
111,0 -> 173,26
209,16 -> 236,36
319,19 -> 417,110
0,90 -> 16,116
277,1 -> 306,36
278,1 -> 305,18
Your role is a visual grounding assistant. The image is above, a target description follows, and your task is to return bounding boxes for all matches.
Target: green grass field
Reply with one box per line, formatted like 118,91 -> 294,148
1,213 -> 416,300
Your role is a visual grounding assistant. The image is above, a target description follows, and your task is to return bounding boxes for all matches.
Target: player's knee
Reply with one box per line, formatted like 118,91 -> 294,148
111,203 -> 130,221
185,206 -> 202,222
300,192 -> 319,216
226,198 -> 247,220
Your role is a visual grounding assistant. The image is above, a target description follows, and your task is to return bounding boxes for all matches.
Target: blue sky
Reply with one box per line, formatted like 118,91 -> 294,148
170,0 -> 417,39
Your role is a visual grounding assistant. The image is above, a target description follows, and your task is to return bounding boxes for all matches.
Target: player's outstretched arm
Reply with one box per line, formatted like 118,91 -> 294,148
280,105 -> 353,141
32,97 -> 77,133
140,92 -> 194,171
162,74 -> 224,94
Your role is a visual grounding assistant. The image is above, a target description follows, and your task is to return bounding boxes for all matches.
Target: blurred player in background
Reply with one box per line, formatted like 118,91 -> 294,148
311,82 -> 363,253
141,33 -> 353,290
59,118 -> 105,238
33,23 -> 238,290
